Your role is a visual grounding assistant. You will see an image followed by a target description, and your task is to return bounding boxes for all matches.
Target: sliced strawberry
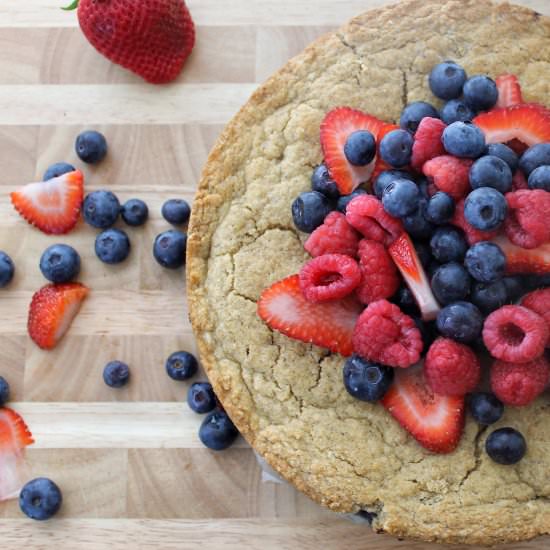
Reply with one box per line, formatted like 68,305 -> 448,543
0,408 -> 34,453
257,274 -> 363,356
381,365 -> 465,454
320,107 -> 386,195
495,74 -> 523,108
11,170 -> 84,235
28,283 -> 89,350
388,233 -> 440,321
492,235 -> 550,275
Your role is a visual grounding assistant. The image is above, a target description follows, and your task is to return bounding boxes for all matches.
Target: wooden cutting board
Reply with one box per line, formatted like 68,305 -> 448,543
0,1 -> 548,548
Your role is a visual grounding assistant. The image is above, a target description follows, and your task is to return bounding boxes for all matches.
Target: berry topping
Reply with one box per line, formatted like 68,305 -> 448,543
527,165 -> 550,191
442,122 -> 486,159
40,244 -> 81,284
511,170 -> 529,191
469,155 -> 513,194
467,392 -> 504,425
495,74 -> 524,108
83,190 -> 120,229
343,355 -> 394,402
304,211 -> 360,258
381,177 -> 420,217
519,143 -> 550,177
429,61 -> 467,100
75,130 -> 107,164
450,198 -> 499,245
336,188 -> 368,213
121,198 -> 149,227
199,410 -> 239,451
291,191 -> 332,233
504,189 -> 550,249
103,361 -> 130,388
0,252 -> 15,288
344,130 -> 377,166
166,351 -> 198,381
493,235 -> 550,275
153,230 -> 187,269
486,143 -> 519,172
464,241 -> 506,283
95,228 -> 131,265
162,199 -> 191,226
311,163 -> 340,199
521,288 -> 550,344
485,427 -> 526,465
410,117 -> 447,172
464,187 -> 507,231
436,301 -> 483,343
425,192 -> 455,225
19,478 -> 62,521
379,129 -> 414,168
430,226 -> 468,263
463,75 -> 498,111
402,198 -> 435,241
373,170 -> 413,199
400,101 -> 439,134
431,262 -> 471,305
43,162 -> 75,181
422,155 -> 472,200
440,99 -> 475,125
187,382 -> 217,414
471,279 -> 509,314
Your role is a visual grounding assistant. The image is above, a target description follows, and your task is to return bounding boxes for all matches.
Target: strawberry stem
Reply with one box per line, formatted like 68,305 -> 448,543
61,0 -> 79,11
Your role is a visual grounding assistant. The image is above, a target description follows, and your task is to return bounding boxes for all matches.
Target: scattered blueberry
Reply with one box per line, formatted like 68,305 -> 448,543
400,101 -> 439,134
416,176 -> 431,200
527,165 -> 550,191
381,177 -> 419,217
425,192 -> 455,225
153,230 -> 187,269
431,262 -> 471,305
430,226 -> 468,263
402,199 -> 434,241
291,191 -> 331,232
121,199 -> 149,226
43,162 -> 75,181
165,351 -> 198,381
199,410 -> 239,451
39,244 -> 80,283
311,163 -> 340,199
379,129 -> 414,168
518,143 -> 550,177
0,251 -> 14,288
436,301 -> 483,343
467,392 -> 504,426
0,376 -> 9,406
470,280 -> 509,314
344,130 -> 376,166
336,188 -> 367,213
442,121 -> 486,158
501,275 -> 526,303
161,199 -> 191,226
464,187 -> 507,231
343,355 -> 394,402
82,190 -> 120,229
464,241 -> 506,283
19,478 -> 62,521
95,228 -> 130,264
486,143 -> 518,172
103,361 -> 130,388
373,170 -> 413,199
187,382 -> 217,414
485,427 -> 526,465
469,155 -> 513,194
75,130 -> 108,164
428,60 -> 467,100
462,75 -> 498,111
391,285 -> 420,317
440,99 -> 475,125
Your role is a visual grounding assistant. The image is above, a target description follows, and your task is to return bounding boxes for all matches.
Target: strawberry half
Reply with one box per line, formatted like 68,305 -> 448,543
381,365 -> 465,454
388,233 -> 441,321
11,171 -> 84,235
495,74 -> 523,108
492,235 -> 550,275
28,283 -> 89,350
257,274 -> 363,356
320,107 -> 386,195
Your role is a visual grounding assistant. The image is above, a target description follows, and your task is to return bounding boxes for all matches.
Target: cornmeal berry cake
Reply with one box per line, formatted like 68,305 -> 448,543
187,0 -> 550,544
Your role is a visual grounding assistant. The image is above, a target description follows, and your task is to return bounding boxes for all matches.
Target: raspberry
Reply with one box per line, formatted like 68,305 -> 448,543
345,195 -> 403,247
356,239 -> 400,304
299,253 -> 362,303
422,155 -> 473,201
410,117 -> 447,172
304,212 -> 360,258
521,288 -> 550,345
425,338 -> 481,396
504,190 -> 550,249
352,299 -> 423,368
490,356 -> 550,406
450,199 -> 498,245
511,170 -> 529,191
482,305 -> 548,363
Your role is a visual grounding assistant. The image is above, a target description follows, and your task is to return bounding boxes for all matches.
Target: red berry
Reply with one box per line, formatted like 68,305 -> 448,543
353,299 -> 423,368
504,190 -> 550,249
494,234 -> 550,275
304,212 -> 360,258
511,170 -> 529,191
483,305 -> 548,363
345,195 -> 403,247
410,117 -> 446,172
299,254 -> 361,303
356,240 -> 400,304
521,288 -> 550,345
425,338 -> 481,397
422,155 -> 473,201
450,199 -> 498,245
491,356 -> 550,406
495,74 -> 524,108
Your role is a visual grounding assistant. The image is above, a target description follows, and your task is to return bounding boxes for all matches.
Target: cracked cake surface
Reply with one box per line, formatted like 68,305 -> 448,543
187,0 -> 550,545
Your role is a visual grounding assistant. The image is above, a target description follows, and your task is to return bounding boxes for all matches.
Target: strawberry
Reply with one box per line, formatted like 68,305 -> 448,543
495,74 -> 523,108
65,0 -> 195,84
28,283 -> 89,350
320,107 -> 386,195
381,365 -> 465,454
0,408 -> 34,453
11,171 -> 84,235
388,233 -> 441,321
492,235 -> 550,275
257,274 -> 363,356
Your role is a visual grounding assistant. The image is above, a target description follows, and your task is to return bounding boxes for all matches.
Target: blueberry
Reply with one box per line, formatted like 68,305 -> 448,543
436,301 -> 483,343
95,228 -> 130,264
469,155 -> 513,194
0,251 -> 14,288
464,241 -> 506,283
336,188 -> 367,213
165,351 -> 198,381
19,478 -> 62,521
429,61 -> 467,100
527,165 -> 550,191
391,286 -> 420,317
39,244 -> 80,283
161,199 -> 191,226
373,170 -> 413,199
427,259 -> 442,279
431,262 -> 471,305
425,192 -> 455,224
379,130 -> 414,168
121,198 -> 149,226
311,163 -> 340,199
0,376 -> 9,406
519,143 -> 550,177
153,230 -> 187,269
402,198 -> 435,240
464,187 -> 507,231
82,190 -> 120,229
470,280 -> 508,314
400,101 -> 440,134
344,130 -> 376,166
430,226 -> 467,263
486,143 -> 518,172
75,130 -> 108,164
414,317 -> 438,351
199,410 -> 239,451
187,382 -> 216,414
291,191 -> 331,233
381,177 -> 419,217
442,121 -> 486,158
502,275 -> 526,303
415,241 -> 433,269
440,99 -> 475,125
485,427 -> 526,465
467,392 -> 504,425
415,176 -> 431,200
43,162 -> 75,181
343,355 -> 394,402
103,361 -> 130,388
463,75 -> 498,111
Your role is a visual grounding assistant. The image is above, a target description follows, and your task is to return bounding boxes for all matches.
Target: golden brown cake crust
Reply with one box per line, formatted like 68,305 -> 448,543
187,0 -> 550,545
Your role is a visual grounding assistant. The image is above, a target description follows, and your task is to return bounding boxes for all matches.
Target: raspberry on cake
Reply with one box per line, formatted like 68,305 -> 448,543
422,155 -> 473,200
304,212 -> 360,257
504,189 -> 550,249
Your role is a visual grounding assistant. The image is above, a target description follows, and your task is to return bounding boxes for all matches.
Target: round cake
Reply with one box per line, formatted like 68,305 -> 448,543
187,0 -> 550,545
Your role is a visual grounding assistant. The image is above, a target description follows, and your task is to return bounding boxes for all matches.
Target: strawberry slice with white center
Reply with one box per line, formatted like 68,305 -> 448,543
11,170 -> 84,234
388,233 -> 440,321
257,274 -> 363,356
492,235 -> 550,275
495,74 -> 523,108
381,365 -> 465,454
320,107 -> 387,195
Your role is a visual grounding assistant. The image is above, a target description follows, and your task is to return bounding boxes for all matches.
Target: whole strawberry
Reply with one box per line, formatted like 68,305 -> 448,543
66,0 -> 195,84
